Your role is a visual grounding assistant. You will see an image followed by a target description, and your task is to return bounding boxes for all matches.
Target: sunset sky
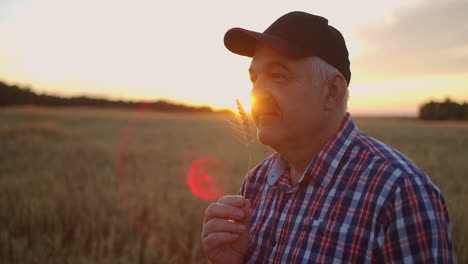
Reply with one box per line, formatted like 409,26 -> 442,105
0,0 -> 467,116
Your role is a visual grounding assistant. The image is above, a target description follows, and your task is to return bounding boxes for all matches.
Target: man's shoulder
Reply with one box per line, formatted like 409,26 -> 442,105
353,131 -> 424,175
347,132 -> 447,224
351,131 -> 438,193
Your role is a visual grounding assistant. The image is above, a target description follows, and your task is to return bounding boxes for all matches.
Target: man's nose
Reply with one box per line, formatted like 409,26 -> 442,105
251,75 -> 271,102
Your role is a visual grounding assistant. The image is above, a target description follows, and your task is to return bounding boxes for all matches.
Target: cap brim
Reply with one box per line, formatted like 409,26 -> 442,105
224,27 -> 308,58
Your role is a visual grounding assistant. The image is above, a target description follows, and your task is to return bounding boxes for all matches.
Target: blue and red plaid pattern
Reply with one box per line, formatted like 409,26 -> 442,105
241,114 -> 453,263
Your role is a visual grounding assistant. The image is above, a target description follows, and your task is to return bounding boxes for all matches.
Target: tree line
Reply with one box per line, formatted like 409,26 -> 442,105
0,80 -> 219,113
2,79 -> 466,120
419,98 -> 468,121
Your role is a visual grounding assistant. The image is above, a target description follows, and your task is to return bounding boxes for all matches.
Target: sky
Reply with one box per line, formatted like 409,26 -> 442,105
0,0 -> 467,116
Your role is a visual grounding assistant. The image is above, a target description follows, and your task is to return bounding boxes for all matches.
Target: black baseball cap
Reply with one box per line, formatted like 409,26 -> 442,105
224,11 -> 351,85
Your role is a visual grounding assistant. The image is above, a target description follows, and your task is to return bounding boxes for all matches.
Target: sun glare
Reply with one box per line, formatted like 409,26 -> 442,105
228,94 -> 253,114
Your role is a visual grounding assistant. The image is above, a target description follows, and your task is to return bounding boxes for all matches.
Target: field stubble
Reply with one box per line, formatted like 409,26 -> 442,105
0,107 -> 467,263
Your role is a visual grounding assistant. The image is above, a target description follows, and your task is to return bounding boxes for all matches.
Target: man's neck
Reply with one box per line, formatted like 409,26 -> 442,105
278,113 -> 346,186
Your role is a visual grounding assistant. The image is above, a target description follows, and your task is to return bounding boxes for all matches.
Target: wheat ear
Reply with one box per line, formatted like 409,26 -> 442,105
227,99 -> 256,197
227,99 -> 256,147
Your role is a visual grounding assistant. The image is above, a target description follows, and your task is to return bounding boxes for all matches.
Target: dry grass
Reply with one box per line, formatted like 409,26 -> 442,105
0,107 -> 466,263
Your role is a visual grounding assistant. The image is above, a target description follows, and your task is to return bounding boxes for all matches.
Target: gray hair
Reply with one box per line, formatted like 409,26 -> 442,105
307,57 -> 349,112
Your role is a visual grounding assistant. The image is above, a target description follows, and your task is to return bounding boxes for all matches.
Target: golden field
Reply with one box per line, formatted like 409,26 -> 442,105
0,106 -> 467,263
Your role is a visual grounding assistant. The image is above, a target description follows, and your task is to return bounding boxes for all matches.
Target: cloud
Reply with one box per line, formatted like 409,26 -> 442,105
353,0 -> 468,79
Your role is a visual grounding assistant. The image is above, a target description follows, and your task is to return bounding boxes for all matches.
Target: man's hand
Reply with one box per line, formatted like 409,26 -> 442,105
201,195 -> 251,264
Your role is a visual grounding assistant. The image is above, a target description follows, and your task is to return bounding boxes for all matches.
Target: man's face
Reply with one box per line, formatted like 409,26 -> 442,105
249,45 -> 328,149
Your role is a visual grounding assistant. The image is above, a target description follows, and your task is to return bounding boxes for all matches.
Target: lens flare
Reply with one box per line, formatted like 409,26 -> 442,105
187,157 -> 225,200
116,103 -> 229,263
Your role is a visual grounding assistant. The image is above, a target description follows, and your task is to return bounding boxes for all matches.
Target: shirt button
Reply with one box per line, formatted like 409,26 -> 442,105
271,239 -> 277,247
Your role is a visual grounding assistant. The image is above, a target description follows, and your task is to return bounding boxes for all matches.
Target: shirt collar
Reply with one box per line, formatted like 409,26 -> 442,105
266,113 -> 359,189
266,153 -> 288,186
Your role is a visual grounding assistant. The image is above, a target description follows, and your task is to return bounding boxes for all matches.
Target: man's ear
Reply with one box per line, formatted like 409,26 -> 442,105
324,74 -> 347,111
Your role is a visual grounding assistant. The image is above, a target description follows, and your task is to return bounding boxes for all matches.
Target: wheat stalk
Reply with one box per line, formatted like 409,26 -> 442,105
227,99 -> 256,197
227,99 -> 256,147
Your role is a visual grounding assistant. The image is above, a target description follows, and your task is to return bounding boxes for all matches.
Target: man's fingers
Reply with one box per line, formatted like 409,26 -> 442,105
204,202 -> 245,222
202,218 -> 246,238
217,195 -> 247,207
203,195 -> 250,222
204,232 -> 240,249
240,198 -> 251,225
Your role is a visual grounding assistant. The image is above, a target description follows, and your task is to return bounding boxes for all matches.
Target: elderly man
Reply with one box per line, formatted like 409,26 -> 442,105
201,11 -> 453,263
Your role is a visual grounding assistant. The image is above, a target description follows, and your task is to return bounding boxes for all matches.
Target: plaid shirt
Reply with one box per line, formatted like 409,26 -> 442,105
241,114 -> 453,263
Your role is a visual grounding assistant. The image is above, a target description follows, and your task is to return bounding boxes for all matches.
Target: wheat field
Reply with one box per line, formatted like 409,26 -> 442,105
0,106 -> 467,263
